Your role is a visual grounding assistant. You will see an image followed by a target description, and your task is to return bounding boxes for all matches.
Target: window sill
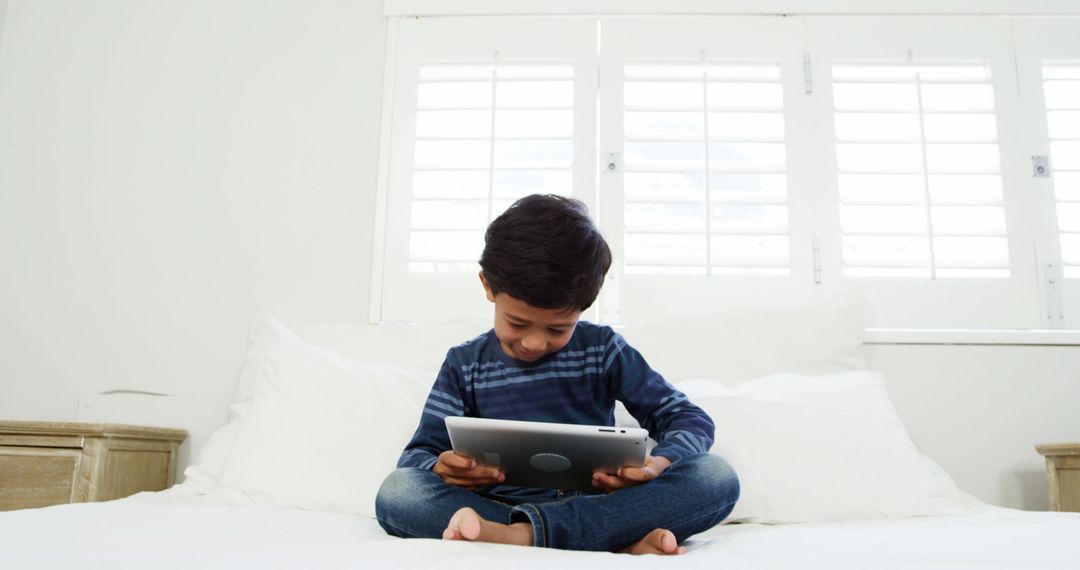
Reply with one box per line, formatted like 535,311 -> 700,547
864,329 -> 1080,346
385,1 -> 1080,17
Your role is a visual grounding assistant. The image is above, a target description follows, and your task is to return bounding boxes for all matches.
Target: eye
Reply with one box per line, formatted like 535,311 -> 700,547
548,328 -> 569,335
509,322 -> 527,330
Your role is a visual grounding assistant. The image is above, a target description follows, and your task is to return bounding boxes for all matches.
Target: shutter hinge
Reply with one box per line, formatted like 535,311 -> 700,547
803,52 -> 813,94
812,238 -> 822,284
1045,262 -> 1065,328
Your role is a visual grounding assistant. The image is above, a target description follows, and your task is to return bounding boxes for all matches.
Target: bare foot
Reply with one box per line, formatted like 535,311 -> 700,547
621,528 -> 687,555
441,507 -> 534,547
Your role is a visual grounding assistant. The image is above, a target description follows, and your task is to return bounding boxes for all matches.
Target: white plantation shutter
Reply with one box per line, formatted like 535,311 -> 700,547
831,62 -> 1010,279
409,62 -> 575,272
375,16 -> 1079,329
805,17 -> 1042,328
376,18 -> 597,321
1005,20 -> 1080,328
621,62 -> 790,276
1043,63 -> 1080,280
598,17 -> 814,323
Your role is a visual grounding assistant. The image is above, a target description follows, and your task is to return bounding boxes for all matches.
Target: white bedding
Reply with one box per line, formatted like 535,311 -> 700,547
2,487 -> 1078,569
7,309 -> 1074,568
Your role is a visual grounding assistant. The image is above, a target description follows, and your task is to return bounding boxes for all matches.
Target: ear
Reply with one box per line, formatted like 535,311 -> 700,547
479,272 -> 496,303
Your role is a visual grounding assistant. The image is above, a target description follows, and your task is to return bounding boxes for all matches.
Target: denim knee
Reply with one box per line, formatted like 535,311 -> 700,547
676,453 -> 741,515
375,468 -> 434,534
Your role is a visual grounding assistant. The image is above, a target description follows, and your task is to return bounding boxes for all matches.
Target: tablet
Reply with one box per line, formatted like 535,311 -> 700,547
444,416 -> 649,491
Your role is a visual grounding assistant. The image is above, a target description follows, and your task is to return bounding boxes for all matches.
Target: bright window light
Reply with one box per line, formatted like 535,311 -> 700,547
832,62 -> 1009,278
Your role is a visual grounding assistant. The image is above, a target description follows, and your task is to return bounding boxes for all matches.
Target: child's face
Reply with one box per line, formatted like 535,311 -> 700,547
481,275 -> 581,362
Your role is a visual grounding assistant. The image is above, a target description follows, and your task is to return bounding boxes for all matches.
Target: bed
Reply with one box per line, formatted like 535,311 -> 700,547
3,292 -> 1079,568
2,488 -> 1078,569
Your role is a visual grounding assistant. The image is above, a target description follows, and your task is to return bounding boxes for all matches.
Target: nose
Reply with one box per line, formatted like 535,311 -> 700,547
521,333 -> 546,352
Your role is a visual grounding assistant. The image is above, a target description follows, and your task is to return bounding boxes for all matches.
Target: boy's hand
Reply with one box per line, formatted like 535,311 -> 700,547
434,450 -> 505,489
591,455 -> 672,493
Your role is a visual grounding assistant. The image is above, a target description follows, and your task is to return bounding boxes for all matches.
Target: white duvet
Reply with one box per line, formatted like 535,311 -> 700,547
2,487 -> 1078,569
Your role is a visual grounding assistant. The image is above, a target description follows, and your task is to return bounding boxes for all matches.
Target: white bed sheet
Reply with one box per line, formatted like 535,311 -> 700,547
1,488 -> 1078,570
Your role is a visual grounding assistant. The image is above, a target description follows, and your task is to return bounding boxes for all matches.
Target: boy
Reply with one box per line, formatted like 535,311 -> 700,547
375,194 -> 739,555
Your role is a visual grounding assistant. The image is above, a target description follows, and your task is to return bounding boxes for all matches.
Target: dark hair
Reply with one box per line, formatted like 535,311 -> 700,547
479,194 -> 612,311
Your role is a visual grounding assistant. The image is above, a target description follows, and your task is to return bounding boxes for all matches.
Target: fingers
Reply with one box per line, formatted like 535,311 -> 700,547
616,464 -> 658,483
435,467 -> 504,487
439,475 -> 499,489
435,467 -> 503,487
439,450 -> 477,470
592,461 -> 665,492
436,462 -> 504,480
592,472 -> 631,492
435,451 -> 504,488
614,455 -> 672,484
617,468 -> 648,481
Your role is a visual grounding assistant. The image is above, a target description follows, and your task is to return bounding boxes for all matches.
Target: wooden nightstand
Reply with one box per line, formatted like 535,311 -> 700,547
0,420 -> 188,511
1036,442 -> 1080,512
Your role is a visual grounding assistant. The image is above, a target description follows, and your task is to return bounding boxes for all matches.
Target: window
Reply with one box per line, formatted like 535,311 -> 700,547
622,62 -> 790,276
831,62 -> 1009,279
597,18 -> 811,323
1043,63 -> 1080,280
805,17 -> 1040,328
374,18 -> 597,322
409,62 -> 575,273
374,15 -> 1078,329
1013,19 -> 1080,328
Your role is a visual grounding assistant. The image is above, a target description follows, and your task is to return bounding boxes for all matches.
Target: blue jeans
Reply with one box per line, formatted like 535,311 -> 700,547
374,453 -> 739,551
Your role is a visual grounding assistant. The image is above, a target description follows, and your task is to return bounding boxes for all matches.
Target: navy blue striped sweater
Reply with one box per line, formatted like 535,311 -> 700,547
397,321 -> 715,494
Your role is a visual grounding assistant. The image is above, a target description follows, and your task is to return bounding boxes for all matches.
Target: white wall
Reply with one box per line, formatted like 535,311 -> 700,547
867,343 -> 1080,511
0,0 -> 387,467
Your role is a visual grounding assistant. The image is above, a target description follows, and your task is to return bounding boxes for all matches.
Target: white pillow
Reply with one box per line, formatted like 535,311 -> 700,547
619,288 -> 867,384
678,371 -> 967,524
215,318 -> 432,517
183,314 -> 487,489
237,314 -> 490,403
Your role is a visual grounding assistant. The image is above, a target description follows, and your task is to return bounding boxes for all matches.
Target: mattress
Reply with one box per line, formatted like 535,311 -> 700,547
1,488 -> 1078,569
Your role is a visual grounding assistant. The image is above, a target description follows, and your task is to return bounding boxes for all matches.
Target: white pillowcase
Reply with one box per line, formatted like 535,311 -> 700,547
183,314 -> 487,489
677,371 -> 967,524
185,304 -> 957,524
619,288 -> 867,384
214,318 -> 431,517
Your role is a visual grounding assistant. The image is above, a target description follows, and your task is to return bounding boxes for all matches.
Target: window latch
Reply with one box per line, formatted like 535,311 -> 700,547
1032,155 -> 1051,178
603,152 -> 622,174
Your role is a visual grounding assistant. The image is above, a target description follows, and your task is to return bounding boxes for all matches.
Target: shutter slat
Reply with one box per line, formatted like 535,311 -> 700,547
833,62 -> 1010,278
407,61 -> 575,271
622,61 -> 790,275
1044,64 -> 1080,276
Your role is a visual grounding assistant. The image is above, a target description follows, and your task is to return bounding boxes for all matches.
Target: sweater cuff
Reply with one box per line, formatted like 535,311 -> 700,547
398,450 -> 440,471
650,444 -> 687,465
418,455 -> 439,470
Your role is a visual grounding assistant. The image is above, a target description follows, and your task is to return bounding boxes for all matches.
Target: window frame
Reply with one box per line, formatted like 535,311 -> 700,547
1013,19 -> 1080,329
801,16 -> 1043,329
371,17 -> 599,322
371,14 -> 1079,330
597,16 -> 818,324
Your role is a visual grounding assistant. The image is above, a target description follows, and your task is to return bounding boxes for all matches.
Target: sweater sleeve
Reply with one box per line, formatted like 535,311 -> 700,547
396,352 -> 469,470
604,332 -> 715,464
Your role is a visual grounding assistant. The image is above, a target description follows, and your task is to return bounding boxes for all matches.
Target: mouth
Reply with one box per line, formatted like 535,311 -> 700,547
515,348 -> 543,361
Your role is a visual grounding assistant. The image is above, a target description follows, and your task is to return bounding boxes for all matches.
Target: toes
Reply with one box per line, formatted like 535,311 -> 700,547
660,530 -> 677,553
445,507 -> 483,542
460,513 -> 482,540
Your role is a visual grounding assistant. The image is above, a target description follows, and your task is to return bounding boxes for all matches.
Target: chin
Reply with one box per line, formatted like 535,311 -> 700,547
515,350 -> 545,361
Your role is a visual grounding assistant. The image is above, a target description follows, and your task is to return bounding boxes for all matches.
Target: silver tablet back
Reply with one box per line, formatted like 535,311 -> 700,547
445,416 -> 649,491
